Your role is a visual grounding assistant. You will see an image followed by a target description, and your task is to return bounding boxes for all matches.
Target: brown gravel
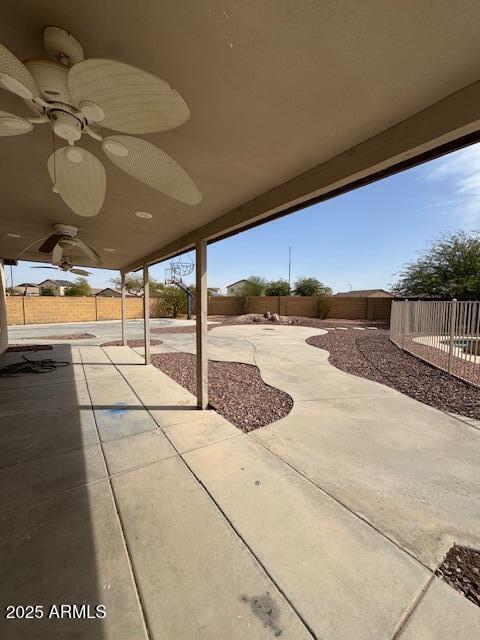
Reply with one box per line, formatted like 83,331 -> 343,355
150,316 -> 386,334
6,344 -> 53,352
101,339 -> 163,347
436,545 -> 480,607
151,352 -> 293,431
307,328 -> 480,419
26,333 -> 96,340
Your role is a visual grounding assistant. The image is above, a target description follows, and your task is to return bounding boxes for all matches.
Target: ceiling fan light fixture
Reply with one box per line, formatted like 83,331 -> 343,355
103,247 -> 115,252
0,72 -> 34,99
102,139 -> 129,157
65,147 -> 84,163
135,211 -> 152,219
79,101 -> 104,122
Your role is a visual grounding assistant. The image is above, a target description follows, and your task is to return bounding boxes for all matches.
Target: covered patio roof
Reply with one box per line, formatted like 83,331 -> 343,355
1,1 -> 480,271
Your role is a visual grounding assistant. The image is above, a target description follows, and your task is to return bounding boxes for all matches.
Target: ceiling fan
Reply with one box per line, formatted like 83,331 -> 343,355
30,261 -> 91,277
18,223 -> 102,270
0,26 -> 202,217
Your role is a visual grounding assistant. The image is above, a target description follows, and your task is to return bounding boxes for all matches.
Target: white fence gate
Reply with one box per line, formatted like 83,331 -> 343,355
390,299 -> 480,387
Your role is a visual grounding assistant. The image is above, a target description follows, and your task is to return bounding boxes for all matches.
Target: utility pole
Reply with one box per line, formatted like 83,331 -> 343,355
347,283 -> 352,292
288,246 -> 292,291
9,264 -> 13,294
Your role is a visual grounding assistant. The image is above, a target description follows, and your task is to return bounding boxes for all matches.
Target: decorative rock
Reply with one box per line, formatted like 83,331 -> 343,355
253,316 -> 262,323
264,310 -> 271,319
271,313 -> 280,322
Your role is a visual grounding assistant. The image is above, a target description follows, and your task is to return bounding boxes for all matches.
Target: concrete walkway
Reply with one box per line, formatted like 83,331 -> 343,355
1,325 -> 479,639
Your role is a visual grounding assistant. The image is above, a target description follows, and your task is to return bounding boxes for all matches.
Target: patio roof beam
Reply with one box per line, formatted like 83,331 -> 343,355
122,80 -> 480,273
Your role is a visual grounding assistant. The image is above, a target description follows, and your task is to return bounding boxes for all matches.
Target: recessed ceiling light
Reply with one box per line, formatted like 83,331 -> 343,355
135,211 -> 152,219
103,248 -> 115,252
6,233 -> 21,238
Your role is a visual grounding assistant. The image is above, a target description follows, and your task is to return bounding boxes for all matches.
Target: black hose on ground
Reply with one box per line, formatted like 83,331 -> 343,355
0,356 -> 70,377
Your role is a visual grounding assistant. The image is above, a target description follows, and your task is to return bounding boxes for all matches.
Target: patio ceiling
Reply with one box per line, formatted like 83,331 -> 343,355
1,1 -> 480,271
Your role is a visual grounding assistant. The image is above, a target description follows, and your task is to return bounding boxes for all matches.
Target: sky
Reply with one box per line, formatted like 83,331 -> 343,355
7,142 -> 480,294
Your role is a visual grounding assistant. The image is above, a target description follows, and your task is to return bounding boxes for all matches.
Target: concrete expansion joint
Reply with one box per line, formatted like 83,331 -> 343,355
249,432 -> 434,574
79,349 -> 152,640
389,573 -> 435,640
99,348 -> 318,639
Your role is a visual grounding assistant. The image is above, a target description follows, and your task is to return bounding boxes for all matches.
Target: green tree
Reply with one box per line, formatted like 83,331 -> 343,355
65,277 -> 92,297
393,231 -> 480,300
160,286 -> 187,317
243,275 -> 267,296
109,273 -> 163,296
40,287 -> 55,296
294,277 -> 332,296
265,279 -> 290,296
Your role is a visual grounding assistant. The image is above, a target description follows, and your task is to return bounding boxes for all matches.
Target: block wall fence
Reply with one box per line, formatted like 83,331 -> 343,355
6,295 -> 392,326
206,296 -> 392,321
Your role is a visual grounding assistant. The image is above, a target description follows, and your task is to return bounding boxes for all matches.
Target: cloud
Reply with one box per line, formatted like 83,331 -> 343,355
425,143 -> 480,226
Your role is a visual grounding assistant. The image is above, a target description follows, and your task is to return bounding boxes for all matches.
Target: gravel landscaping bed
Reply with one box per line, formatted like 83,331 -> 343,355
6,344 -> 53,352
101,339 -> 163,347
151,353 -> 293,431
150,316 -> 386,334
436,545 -> 480,607
307,328 -> 480,419
26,333 -> 96,340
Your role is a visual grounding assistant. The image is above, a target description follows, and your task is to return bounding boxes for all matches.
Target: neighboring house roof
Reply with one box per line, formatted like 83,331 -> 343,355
334,289 -> 394,298
13,285 -> 39,295
17,282 -> 37,287
227,279 -> 249,288
38,279 -> 72,287
94,287 -> 122,296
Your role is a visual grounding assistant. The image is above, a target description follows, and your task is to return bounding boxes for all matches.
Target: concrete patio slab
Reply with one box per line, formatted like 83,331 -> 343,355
0,443 -> 105,513
0,378 -> 90,417
185,436 -> 429,640
0,481 -> 147,640
254,394 -> 480,568
103,429 -> 175,475
86,375 -> 158,442
112,456 -> 313,640
0,406 -> 97,469
162,410 -> 240,453
399,577 -> 480,639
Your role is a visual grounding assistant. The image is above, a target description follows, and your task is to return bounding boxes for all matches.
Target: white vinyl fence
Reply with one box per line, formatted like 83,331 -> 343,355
390,299 -> 480,387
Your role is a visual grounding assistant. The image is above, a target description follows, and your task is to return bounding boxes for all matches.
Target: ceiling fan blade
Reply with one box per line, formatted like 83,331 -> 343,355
39,234 -> 63,253
47,146 -> 106,217
0,43 -> 39,99
52,243 -> 63,264
73,238 -> 103,265
0,110 -> 33,136
70,268 -> 91,276
30,265 -> 58,269
102,135 -> 202,205
68,59 -> 190,134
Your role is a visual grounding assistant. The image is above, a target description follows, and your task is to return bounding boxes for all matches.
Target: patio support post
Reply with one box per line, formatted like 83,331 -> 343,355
121,272 -> 127,346
143,264 -> 150,365
196,239 -> 208,409
401,299 -> 408,349
448,298 -> 457,373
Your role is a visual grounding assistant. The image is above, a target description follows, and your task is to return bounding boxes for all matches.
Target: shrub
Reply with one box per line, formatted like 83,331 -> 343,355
317,295 -> 332,319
